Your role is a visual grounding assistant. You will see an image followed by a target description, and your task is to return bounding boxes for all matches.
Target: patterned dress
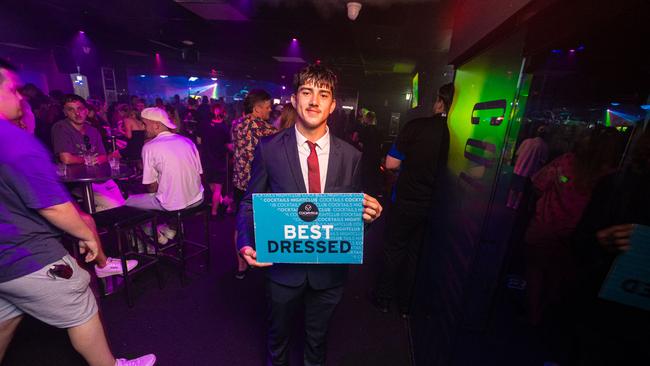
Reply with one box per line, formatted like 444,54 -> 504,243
231,114 -> 277,191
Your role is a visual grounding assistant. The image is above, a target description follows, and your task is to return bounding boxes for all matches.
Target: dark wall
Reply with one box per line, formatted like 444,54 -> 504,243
358,74 -> 412,138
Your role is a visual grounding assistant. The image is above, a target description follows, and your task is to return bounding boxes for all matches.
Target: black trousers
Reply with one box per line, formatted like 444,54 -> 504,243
375,202 -> 429,311
266,279 -> 344,366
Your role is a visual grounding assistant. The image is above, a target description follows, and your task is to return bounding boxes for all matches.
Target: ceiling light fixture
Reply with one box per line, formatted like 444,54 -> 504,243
188,76 -> 199,82
182,40 -> 194,46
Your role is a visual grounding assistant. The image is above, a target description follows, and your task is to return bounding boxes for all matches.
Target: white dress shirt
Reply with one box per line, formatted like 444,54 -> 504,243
295,125 -> 330,193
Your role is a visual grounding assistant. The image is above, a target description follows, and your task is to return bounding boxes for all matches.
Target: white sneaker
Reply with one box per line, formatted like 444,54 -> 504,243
95,257 -> 138,278
115,354 -> 156,366
142,225 -> 168,245
156,231 -> 168,245
158,224 -> 176,240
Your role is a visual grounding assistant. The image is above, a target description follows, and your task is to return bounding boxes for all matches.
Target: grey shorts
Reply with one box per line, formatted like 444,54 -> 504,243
0,255 -> 98,328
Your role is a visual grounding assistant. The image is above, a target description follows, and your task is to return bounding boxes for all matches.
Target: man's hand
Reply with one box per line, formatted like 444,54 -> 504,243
362,194 -> 382,223
596,224 -> 635,253
78,239 -> 99,263
239,246 -> 273,268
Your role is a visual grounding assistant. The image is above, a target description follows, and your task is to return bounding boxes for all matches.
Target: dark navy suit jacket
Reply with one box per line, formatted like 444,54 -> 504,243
236,127 -> 362,289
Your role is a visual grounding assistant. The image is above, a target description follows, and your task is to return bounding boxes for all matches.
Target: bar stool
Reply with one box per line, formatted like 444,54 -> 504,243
92,206 -> 162,307
158,201 -> 211,285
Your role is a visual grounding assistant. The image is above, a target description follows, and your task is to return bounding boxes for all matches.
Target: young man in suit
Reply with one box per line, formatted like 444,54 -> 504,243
237,64 -> 382,366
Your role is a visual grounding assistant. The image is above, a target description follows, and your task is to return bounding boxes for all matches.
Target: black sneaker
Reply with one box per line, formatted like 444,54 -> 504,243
370,290 -> 391,313
234,266 -> 249,280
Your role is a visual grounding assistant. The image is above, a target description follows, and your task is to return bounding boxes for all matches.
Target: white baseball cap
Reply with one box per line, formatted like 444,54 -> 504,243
141,107 -> 177,129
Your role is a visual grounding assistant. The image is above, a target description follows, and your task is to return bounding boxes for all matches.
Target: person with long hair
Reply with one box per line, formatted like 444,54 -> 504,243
198,103 -> 232,217
122,107 -> 146,161
524,128 -> 624,326
278,102 -> 297,130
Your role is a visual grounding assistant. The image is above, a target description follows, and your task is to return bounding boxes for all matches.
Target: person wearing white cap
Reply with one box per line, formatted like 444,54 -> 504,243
124,107 -> 204,219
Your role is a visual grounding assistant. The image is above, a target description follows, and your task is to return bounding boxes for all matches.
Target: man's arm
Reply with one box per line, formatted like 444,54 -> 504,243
237,143 -> 272,267
38,201 -> 99,262
385,155 -> 402,170
58,152 -> 84,165
146,182 -> 159,193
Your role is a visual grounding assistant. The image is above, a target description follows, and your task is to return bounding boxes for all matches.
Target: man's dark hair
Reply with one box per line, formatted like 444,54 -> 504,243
62,94 -> 88,107
244,89 -> 271,114
187,97 -> 197,106
293,64 -> 337,96
437,83 -> 454,113
0,58 -> 18,84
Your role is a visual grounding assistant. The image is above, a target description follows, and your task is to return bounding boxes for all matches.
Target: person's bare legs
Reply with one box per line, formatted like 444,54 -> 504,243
0,315 -> 23,362
67,313 -> 116,366
209,183 -> 223,216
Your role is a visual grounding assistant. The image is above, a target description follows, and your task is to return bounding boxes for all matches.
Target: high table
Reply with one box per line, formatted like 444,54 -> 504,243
59,163 -> 133,214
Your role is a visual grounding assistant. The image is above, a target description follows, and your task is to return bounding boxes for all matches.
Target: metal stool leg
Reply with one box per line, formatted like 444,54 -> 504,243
117,230 -> 133,307
177,213 -> 186,286
152,216 -> 164,290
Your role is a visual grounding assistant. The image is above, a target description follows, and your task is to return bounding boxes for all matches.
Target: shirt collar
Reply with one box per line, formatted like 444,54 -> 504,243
295,125 -> 329,150
153,131 -> 173,140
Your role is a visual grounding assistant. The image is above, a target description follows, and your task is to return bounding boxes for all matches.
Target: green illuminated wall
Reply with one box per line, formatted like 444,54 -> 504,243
446,31 -> 530,232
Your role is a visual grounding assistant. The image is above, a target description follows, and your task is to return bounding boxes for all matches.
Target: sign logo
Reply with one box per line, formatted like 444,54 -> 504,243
298,202 -> 319,222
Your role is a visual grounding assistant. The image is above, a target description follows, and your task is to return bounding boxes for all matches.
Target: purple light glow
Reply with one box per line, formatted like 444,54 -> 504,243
79,30 -> 85,34
154,53 -> 164,74
569,49 -> 576,53
292,38 -> 297,42
282,86 -> 286,90
287,38 -> 301,58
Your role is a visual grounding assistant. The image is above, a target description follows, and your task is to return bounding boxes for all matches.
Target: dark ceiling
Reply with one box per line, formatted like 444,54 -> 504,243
0,0 -> 454,87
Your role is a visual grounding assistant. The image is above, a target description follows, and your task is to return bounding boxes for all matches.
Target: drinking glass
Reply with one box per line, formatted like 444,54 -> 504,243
109,156 -> 120,171
84,153 -> 98,166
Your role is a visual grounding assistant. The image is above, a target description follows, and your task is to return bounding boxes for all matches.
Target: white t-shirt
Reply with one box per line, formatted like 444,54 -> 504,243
514,136 -> 549,177
142,131 -> 204,210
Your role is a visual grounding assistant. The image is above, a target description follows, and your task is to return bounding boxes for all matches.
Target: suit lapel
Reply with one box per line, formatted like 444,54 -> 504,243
283,128 -> 307,193
324,136 -> 342,193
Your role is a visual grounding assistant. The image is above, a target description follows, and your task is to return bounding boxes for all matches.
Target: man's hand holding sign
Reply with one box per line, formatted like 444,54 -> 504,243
240,193 -> 381,268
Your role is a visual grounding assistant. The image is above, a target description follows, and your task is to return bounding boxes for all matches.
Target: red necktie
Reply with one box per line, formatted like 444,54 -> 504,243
306,141 -> 321,193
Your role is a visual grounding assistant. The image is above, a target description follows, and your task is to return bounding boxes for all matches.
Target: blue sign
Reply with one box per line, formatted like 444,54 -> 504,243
253,193 -> 364,264
599,224 -> 650,311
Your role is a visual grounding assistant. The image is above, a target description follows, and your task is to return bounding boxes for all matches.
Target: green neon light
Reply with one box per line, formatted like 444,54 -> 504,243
411,73 -> 419,109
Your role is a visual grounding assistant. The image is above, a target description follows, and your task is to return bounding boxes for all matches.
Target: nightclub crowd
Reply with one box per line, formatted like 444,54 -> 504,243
1,53 -> 648,366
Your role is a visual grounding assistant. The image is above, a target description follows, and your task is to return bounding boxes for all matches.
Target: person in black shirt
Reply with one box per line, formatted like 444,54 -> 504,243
198,103 -> 232,216
357,111 -> 383,197
372,83 -> 453,316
